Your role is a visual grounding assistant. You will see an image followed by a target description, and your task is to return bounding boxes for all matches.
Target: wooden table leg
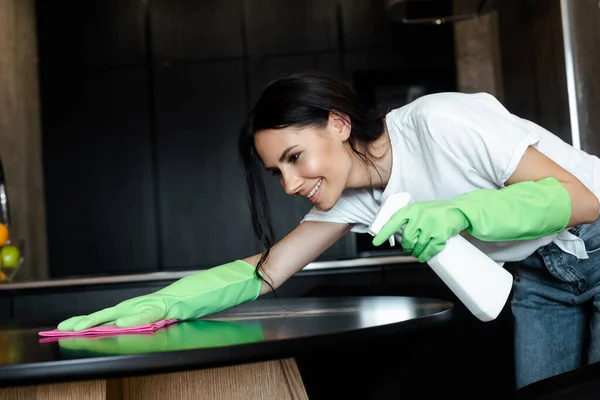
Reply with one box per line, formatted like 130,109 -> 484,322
0,380 -> 107,400
121,358 -> 309,400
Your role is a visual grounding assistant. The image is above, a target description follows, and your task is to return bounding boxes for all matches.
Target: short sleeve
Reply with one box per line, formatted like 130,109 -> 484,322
413,92 -> 541,187
300,188 -> 382,234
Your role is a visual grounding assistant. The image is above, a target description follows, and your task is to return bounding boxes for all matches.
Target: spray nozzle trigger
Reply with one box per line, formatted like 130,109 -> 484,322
368,193 -> 412,247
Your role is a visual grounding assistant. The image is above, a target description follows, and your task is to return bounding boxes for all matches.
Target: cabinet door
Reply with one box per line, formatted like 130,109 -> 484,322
42,67 -> 159,277
153,61 -> 257,269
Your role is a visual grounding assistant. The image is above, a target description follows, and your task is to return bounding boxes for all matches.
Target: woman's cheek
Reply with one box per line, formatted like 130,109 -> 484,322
302,156 -> 323,179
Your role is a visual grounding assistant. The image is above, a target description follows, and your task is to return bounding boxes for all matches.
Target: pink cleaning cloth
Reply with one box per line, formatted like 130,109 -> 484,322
38,319 -> 178,338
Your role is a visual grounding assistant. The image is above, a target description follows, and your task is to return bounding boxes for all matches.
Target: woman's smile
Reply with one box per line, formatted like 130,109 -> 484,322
306,178 -> 323,203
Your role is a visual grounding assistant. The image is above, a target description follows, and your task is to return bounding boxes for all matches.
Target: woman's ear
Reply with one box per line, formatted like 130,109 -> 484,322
328,111 -> 351,141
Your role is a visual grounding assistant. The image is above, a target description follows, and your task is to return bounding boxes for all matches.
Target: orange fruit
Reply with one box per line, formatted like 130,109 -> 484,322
0,224 -> 7,247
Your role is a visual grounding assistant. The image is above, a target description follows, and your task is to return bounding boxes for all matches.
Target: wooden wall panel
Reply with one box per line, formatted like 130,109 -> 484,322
496,0 -> 571,143
453,11 -> 502,97
0,0 -> 48,281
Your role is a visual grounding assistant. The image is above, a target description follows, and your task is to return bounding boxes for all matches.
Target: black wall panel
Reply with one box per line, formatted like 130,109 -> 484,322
0,297 -> 10,324
153,61 -> 257,269
340,0 -> 455,72
42,67 -> 159,277
35,0 -> 456,277
244,0 -> 338,56
35,0 -> 146,69
150,0 -> 245,62
247,53 -> 342,103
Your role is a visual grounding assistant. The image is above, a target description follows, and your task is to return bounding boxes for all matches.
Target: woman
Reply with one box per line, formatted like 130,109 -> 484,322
57,71 -> 600,389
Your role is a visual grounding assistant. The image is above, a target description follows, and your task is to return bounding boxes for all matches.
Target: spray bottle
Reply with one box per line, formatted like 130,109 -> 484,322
368,192 -> 513,322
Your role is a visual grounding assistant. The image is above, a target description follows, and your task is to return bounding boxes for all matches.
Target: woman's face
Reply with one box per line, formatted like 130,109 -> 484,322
254,113 -> 353,211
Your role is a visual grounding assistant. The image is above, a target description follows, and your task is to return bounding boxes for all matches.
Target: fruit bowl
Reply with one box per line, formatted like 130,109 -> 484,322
0,239 -> 25,283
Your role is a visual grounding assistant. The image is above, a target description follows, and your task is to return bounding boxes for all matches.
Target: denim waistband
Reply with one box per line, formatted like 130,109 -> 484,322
520,216 -> 600,292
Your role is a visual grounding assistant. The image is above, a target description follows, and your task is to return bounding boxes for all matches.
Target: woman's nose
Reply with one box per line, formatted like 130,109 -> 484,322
281,171 -> 302,195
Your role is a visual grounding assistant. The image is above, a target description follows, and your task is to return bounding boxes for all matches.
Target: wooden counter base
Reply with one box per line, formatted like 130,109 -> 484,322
0,358 -> 308,400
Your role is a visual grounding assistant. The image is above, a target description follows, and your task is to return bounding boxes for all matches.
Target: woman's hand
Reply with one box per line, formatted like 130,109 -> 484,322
372,200 -> 469,262
57,293 -> 171,332
57,260 -> 263,331
373,176 -> 574,263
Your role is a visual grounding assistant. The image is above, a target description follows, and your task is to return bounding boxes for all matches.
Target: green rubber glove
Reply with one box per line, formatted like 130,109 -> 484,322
57,260 -> 263,332
373,177 -> 572,262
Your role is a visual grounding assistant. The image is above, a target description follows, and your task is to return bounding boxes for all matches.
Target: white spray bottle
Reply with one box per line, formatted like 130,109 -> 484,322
368,192 -> 513,322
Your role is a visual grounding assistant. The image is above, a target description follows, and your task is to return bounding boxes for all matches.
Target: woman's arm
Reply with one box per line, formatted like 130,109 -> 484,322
505,146 -> 600,227
244,221 -> 352,295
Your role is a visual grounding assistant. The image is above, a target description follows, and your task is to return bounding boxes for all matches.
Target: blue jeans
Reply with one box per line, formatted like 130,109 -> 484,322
512,216 -> 600,389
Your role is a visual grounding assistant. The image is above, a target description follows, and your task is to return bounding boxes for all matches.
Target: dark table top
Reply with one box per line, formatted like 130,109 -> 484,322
0,296 -> 453,387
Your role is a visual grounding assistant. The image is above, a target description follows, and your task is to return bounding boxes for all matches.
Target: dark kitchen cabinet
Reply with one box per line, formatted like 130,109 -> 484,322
243,0 -> 338,56
42,67 -> 159,278
149,0 -> 245,63
37,0 -> 157,278
340,0 -> 455,72
247,53 -> 342,104
152,60 -> 258,269
35,0 -> 146,69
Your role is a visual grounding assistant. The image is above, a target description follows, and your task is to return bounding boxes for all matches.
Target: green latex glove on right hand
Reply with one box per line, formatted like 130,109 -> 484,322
373,177 -> 572,262
57,260 -> 263,332
374,199 -> 470,263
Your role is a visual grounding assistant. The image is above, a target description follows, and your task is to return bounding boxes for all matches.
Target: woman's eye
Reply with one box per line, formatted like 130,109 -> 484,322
288,153 -> 301,163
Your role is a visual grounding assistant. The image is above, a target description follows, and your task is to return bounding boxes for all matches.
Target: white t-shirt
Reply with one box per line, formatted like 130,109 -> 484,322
301,92 -> 600,263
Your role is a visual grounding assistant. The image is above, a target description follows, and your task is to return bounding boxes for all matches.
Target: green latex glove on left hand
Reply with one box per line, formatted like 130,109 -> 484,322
57,260 -> 263,332
373,177 -> 572,262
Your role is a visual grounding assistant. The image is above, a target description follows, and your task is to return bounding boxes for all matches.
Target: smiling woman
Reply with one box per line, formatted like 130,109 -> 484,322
238,71 -> 393,280
235,70 -> 600,390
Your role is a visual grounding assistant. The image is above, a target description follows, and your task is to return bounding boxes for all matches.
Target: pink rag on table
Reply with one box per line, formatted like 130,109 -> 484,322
38,319 -> 178,338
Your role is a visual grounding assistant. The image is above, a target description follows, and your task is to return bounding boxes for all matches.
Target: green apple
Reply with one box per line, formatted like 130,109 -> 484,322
0,245 -> 20,268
